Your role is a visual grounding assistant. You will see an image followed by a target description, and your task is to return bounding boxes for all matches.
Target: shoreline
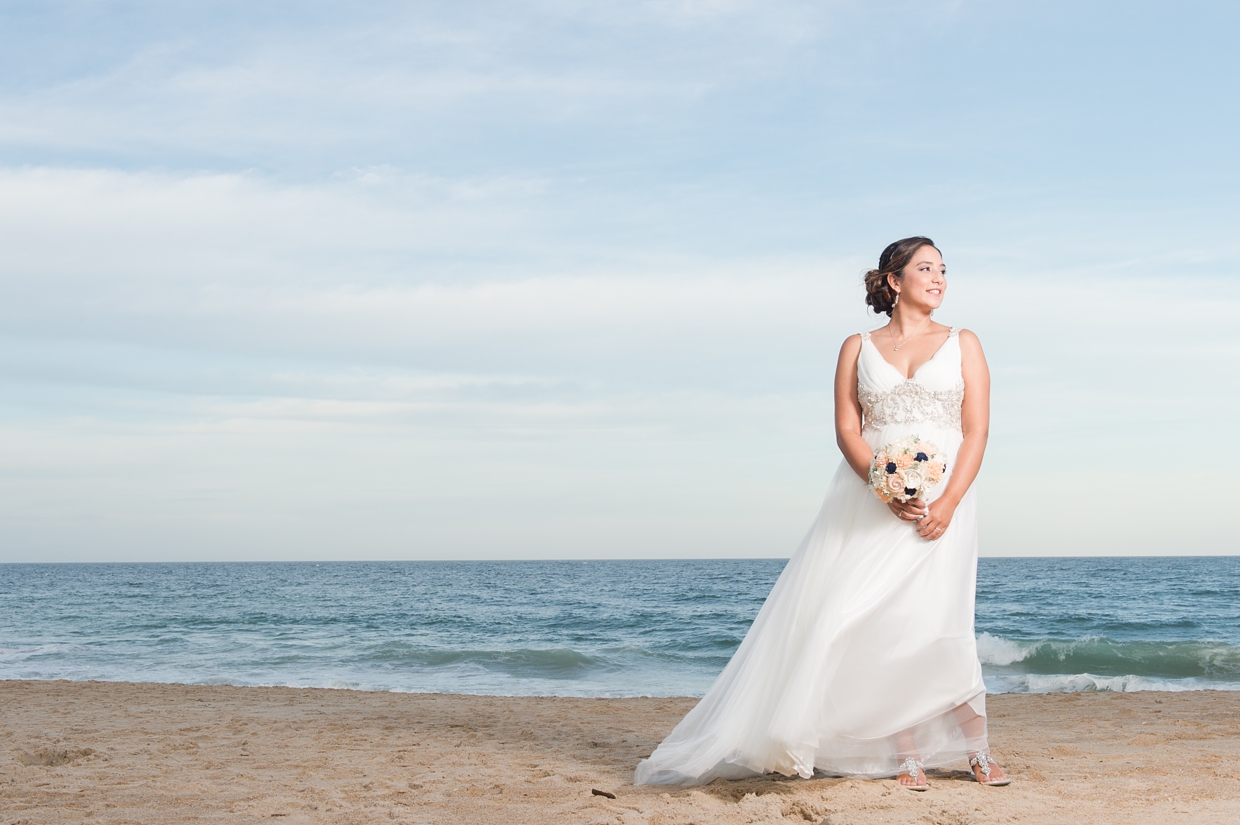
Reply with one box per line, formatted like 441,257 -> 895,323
6,674 -> 1239,698
3,680 -> 1239,824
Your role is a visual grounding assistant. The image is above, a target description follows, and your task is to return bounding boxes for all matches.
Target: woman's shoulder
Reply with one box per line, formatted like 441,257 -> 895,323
954,327 -> 983,348
836,332 -> 864,368
954,328 -> 989,374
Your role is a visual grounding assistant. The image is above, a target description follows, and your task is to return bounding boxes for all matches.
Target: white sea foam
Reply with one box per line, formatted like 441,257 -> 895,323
0,644 -> 82,663
974,632 -> 1031,666
1007,673 -> 1240,693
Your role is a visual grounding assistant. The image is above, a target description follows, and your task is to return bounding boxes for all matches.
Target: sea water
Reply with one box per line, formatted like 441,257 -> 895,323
1,557 -> 1237,697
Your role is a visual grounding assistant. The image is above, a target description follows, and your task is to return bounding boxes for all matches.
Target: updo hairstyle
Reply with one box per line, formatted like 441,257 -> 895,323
864,236 -> 939,317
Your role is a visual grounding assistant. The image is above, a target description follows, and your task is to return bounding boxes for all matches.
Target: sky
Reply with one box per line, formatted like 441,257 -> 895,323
1,0 -> 1238,562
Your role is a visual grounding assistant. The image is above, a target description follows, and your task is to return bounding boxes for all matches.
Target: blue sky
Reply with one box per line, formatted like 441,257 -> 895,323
1,0 -> 1237,561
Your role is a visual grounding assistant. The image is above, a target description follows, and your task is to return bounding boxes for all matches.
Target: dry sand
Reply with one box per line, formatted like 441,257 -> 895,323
2,680 -> 1238,824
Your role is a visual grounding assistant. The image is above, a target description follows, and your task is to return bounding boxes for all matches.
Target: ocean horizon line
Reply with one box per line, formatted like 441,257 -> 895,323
5,553 -> 1239,566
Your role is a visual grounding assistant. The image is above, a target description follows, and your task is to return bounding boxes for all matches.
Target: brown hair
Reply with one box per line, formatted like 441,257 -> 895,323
863,236 -> 939,316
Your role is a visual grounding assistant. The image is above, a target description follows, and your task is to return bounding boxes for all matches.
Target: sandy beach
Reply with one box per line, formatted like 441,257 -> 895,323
2,681 -> 1238,824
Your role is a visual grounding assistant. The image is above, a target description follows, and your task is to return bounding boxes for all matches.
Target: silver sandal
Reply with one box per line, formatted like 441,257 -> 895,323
897,756 -> 929,791
969,752 -> 1012,786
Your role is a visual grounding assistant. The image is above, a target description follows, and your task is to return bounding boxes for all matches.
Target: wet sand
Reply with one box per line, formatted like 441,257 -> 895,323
2,680 -> 1238,824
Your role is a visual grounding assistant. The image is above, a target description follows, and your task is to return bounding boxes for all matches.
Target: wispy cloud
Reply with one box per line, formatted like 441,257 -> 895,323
0,1 -> 1237,560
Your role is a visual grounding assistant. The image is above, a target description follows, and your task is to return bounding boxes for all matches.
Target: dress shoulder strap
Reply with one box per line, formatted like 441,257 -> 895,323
948,326 -> 960,338
860,330 -> 871,342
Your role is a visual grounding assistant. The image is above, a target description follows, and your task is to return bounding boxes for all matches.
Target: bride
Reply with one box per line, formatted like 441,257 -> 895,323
635,237 -> 1010,790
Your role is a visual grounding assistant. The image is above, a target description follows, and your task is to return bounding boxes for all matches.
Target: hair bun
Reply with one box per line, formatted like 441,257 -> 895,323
863,268 -> 895,316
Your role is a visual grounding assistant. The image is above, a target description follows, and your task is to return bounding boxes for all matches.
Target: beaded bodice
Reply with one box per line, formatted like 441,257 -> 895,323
857,328 -> 964,433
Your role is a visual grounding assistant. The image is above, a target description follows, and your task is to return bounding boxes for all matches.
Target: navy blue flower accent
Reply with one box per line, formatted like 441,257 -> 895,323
886,462 -> 897,474
914,452 -> 928,462
904,488 -> 917,497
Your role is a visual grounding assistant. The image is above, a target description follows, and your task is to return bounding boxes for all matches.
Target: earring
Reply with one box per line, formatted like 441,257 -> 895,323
893,292 -> 900,306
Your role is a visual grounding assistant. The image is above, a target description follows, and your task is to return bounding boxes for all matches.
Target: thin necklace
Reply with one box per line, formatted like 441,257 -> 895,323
888,314 -> 932,351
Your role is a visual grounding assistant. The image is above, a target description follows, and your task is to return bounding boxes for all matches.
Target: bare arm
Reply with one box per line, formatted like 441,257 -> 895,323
833,334 -> 873,482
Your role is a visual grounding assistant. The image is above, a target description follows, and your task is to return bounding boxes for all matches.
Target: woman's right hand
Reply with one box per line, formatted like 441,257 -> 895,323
887,497 -> 927,524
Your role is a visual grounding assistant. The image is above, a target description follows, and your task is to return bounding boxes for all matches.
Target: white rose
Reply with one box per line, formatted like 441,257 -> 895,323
903,469 -> 925,491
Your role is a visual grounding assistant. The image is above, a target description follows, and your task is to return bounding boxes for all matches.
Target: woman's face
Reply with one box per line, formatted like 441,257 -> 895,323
891,245 -> 946,311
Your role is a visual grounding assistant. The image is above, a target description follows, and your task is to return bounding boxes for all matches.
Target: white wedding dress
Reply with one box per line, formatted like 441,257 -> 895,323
635,327 -> 989,785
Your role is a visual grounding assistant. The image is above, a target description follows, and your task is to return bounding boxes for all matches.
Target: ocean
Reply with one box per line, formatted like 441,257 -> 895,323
2,557 -> 1237,697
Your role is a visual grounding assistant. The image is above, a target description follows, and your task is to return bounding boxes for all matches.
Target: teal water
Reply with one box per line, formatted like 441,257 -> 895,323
1,558 -> 1237,696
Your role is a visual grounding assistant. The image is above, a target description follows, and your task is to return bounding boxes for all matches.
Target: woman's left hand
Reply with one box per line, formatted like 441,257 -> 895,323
915,498 -> 956,541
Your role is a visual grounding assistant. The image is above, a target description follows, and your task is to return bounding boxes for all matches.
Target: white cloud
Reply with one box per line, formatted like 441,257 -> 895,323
0,1 -> 1237,560
0,0 -> 842,165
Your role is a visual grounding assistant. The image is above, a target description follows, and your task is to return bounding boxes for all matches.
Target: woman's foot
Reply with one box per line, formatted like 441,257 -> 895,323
897,756 -> 929,791
969,752 -> 1011,786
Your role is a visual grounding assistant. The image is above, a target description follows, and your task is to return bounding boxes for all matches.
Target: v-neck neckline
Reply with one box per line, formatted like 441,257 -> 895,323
865,327 -> 956,381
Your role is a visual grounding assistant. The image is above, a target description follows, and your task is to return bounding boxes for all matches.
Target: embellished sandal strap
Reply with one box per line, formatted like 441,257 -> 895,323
969,752 -> 997,778
899,756 -> 924,783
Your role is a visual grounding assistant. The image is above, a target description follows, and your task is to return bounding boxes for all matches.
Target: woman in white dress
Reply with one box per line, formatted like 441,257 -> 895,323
635,237 -> 1010,790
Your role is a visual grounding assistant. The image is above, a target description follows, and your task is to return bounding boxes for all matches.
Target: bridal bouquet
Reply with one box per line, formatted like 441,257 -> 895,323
869,436 -> 946,503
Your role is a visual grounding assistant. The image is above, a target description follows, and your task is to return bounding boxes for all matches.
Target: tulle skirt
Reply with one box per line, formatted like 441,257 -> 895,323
635,424 -> 987,785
